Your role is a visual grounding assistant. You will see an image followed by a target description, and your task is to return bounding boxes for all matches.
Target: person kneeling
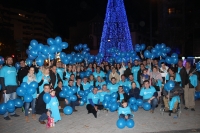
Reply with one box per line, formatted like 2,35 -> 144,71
118,99 -> 133,120
86,87 -> 103,118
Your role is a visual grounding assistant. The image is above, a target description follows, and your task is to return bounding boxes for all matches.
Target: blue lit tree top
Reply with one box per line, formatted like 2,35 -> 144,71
99,0 -> 133,57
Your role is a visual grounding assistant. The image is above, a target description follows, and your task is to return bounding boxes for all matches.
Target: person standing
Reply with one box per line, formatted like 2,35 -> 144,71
0,56 -> 20,120
17,59 -> 29,85
184,61 -> 198,111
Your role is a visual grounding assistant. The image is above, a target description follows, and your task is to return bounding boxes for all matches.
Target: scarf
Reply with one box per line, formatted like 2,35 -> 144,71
27,73 -> 36,84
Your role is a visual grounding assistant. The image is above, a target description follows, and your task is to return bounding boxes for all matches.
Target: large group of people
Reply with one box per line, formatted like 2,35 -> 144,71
0,56 -> 199,125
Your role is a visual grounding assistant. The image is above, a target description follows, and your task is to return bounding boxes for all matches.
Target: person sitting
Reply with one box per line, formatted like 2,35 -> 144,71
140,80 -> 158,113
55,80 -> 66,112
118,99 -> 133,120
117,86 -> 128,103
109,67 -> 120,83
128,82 -> 140,99
162,76 -> 183,116
35,84 -> 51,124
86,87 -> 103,118
140,69 -> 150,87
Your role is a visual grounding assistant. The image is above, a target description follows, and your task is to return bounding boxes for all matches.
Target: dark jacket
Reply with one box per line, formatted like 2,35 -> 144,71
117,91 -> 128,101
128,87 -> 141,99
35,91 -> 48,114
17,66 -> 29,84
185,68 -> 199,88
137,69 -> 143,85
163,82 -> 183,98
179,67 -> 187,88
55,86 -> 65,101
49,70 -> 61,88
124,67 -> 132,78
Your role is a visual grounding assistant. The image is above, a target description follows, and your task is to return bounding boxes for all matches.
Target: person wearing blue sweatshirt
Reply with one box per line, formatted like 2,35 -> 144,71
118,99 -> 133,120
140,80 -> 158,113
98,84 -> 110,103
86,87 -> 103,118
0,56 -> 20,120
131,60 -> 140,82
81,77 -> 91,90
88,74 -> 96,87
95,76 -> 106,89
107,77 -> 119,93
93,66 -> 105,80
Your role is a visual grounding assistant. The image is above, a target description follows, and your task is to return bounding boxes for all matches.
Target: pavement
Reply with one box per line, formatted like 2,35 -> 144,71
0,100 -> 200,133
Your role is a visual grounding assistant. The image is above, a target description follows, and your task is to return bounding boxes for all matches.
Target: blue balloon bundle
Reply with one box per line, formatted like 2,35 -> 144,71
116,118 -> 135,129
0,99 -> 23,115
102,92 -> 119,112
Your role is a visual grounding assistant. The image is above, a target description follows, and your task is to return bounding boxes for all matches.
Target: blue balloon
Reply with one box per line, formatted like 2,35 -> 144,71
59,91 -> 66,98
131,104 -> 138,112
7,107 -> 15,113
166,47 -> 171,53
14,99 -> 23,108
110,97 -> 117,103
61,42 -> 68,49
160,43 -> 166,49
42,46 -> 49,55
43,93 -> 51,104
55,36 -> 62,44
0,56 -> 4,65
136,99 -> 143,106
49,53 -> 55,60
84,89 -> 90,96
78,90 -> 85,97
80,72 -> 86,79
79,100 -> 85,106
171,53 -> 178,58
26,87 -> 36,94
143,102 -> 151,111
144,50 -> 151,58
165,56 -> 172,64
56,46 -> 62,52
24,94 -> 33,103
140,44 -> 146,51
35,57 -> 44,66
129,97 -> 137,105
0,103 -> 7,115
74,45 -> 79,51
126,119 -> 135,128
62,86 -> 69,92
111,92 -> 118,99
104,94 -> 111,101
20,82 -> 28,88
164,80 -> 175,91
30,40 -> 38,48
15,62 -> 20,70
83,44 -> 88,49
102,100 -> 109,108
63,106 -> 73,115
71,86 -> 78,94
172,57 -> 178,64
49,45 -> 57,54
70,95 -> 77,102
66,89 -> 73,97
135,44 -> 141,52
25,59 -> 32,67
123,86 -> 130,94
29,49 -> 38,57
116,118 -> 126,129
16,87 -> 26,96
155,44 -> 160,49
37,43 -> 44,52
78,44 -> 83,50
6,100 -> 15,109
81,96 -> 87,103
47,38 -> 55,45
28,54 -> 36,60
29,81 -> 38,89
109,102 -> 118,112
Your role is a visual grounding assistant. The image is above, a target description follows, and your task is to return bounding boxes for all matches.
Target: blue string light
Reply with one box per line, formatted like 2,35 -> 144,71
99,0 -> 133,57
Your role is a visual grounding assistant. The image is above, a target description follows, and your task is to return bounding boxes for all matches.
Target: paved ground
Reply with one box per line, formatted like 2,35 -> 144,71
0,100 -> 200,133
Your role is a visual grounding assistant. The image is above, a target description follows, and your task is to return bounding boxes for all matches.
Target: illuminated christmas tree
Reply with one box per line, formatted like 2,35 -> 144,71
99,0 -> 133,57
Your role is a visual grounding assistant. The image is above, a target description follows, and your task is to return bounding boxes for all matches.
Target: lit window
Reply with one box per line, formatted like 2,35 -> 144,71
18,13 -> 25,17
168,8 -> 175,14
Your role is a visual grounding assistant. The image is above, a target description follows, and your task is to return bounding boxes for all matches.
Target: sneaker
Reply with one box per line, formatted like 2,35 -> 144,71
150,110 -> 154,113
39,121 -> 46,124
29,108 -> 32,111
172,108 -> 177,113
10,114 -> 20,117
4,116 -> 11,120
191,108 -> 195,111
74,109 -> 78,112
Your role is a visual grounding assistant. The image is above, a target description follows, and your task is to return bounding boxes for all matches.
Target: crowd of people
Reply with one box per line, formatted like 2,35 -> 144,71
0,56 -> 199,125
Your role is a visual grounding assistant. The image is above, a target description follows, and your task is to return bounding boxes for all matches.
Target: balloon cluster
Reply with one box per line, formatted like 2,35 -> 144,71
74,44 -> 90,52
195,62 -> 200,72
128,97 -> 151,111
26,36 -> 68,66
59,86 -> 78,103
164,80 -> 175,91
16,81 -> 38,102
165,53 -> 179,65
102,92 -> 119,112
0,99 -> 23,115
116,118 -> 135,129
106,47 -> 140,64
135,44 -> 146,52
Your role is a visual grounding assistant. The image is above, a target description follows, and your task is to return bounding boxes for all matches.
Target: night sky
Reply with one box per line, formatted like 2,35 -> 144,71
0,0 -> 157,38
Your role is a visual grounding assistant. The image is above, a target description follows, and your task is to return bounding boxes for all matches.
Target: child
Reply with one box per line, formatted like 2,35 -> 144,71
46,110 -> 55,128
140,69 -> 150,86
46,89 -> 61,123
118,99 -> 134,120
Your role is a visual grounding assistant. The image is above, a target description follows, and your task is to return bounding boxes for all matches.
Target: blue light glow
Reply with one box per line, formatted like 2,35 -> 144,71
99,0 -> 133,57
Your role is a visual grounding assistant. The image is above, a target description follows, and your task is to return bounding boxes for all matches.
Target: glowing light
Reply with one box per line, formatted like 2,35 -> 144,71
99,0 -> 133,57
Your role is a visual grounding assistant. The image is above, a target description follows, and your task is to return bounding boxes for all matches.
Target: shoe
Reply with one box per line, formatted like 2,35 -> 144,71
39,121 -> 46,124
4,116 -> 11,120
184,107 -> 188,110
172,108 -> 177,113
25,116 -> 29,123
150,110 -> 154,113
10,114 -> 20,117
74,109 -> 78,112
191,108 -> 195,111
29,108 -> 32,111
169,110 -> 172,116
164,107 -> 169,112
32,114 -> 36,120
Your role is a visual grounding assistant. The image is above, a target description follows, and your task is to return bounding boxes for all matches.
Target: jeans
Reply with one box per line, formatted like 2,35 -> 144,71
25,98 -> 36,116
3,92 -> 17,117
39,113 -> 48,121
143,98 -> 158,111
68,101 -> 79,111
119,114 -> 133,120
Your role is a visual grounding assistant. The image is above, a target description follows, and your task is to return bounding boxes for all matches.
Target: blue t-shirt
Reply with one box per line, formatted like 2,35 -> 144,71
119,93 -> 124,102
107,83 -> 119,93
0,65 -> 17,86
98,91 -> 109,102
56,68 -> 64,80
118,80 -> 128,87
166,73 -> 181,82
81,82 -> 91,90
140,86 -> 156,100
37,74 -> 51,93
95,81 -> 106,89
87,92 -> 100,104
93,71 -> 105,79
118,106 -> 132,116
131,66 -> 140,81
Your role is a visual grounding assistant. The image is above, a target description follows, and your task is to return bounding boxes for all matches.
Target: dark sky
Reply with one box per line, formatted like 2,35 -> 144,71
0,0 -> 157,38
